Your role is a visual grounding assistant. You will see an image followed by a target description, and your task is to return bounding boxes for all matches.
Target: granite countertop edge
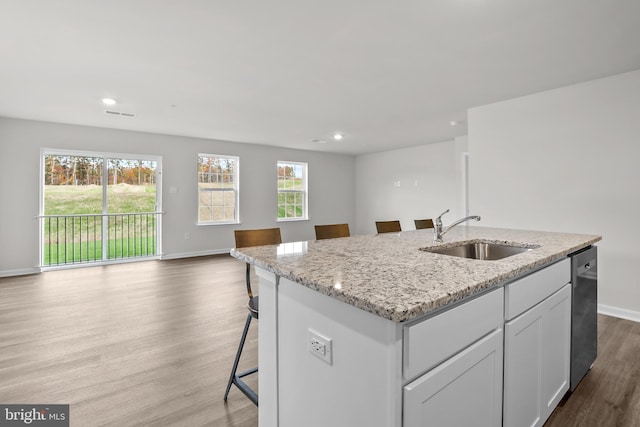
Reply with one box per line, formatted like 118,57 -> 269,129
230,227 -> 602,323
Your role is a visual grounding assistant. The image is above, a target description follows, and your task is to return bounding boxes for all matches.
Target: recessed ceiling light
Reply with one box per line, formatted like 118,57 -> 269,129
102,98 -> 117,106
450,120 -> 459,126
333,133 -> 343,141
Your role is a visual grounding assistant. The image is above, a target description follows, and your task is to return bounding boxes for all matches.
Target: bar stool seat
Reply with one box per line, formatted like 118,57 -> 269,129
248,295 -> 259,318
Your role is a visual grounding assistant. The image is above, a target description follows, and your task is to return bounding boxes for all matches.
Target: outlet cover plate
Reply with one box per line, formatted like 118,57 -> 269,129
308,329 -> 332,365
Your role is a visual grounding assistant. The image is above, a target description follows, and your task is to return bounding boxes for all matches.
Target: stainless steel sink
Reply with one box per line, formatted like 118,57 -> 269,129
421,241 -> 534,260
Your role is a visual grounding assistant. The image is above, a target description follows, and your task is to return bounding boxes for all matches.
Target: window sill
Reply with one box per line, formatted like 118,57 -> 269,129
197,221 -> 241,227
276,218 -> 309,223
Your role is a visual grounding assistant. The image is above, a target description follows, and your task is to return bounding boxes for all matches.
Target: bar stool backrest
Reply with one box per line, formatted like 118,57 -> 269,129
414,219 -> 435,230
375,220 -> 402,234
315,223 -> 350,240
234,228 -> 282,299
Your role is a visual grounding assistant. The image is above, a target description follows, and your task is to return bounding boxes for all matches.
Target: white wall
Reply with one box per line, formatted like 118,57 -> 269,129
0,117 -> 355,275
354,138 -> 468,235
468,69 -> 640,316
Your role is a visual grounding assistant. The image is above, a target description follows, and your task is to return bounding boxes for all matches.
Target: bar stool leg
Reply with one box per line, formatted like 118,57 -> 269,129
224,313 -> 253,402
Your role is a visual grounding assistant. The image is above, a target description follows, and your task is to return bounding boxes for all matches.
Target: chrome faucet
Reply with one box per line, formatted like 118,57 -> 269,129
433,209 -> 481,242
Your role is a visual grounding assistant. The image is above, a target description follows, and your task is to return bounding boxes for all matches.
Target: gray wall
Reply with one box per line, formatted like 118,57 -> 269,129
0,117 -> 355,275
468,69 -> 640,318
354,138 -> 468,235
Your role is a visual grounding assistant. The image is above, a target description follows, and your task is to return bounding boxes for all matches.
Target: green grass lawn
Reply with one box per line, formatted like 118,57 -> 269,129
43,184 -> 158,265
277,177 -> 303,190
44,183 -> 156,214
43,237 -> 157,265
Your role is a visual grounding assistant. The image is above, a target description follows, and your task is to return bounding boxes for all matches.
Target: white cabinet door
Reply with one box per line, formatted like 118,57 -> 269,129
541,283 -> 572,420
404,329 -> 503,427
504,296 -> 545,427
504,284 -> 571,427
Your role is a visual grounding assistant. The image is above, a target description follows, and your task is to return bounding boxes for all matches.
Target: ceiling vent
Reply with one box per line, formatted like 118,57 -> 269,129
105,110 -> 135,117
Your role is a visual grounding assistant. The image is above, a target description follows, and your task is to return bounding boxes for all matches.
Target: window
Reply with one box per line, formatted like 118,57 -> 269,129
277,161 -> 308,221
198,154 -> 239,224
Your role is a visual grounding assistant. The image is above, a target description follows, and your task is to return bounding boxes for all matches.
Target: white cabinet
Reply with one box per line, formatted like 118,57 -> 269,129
257,256 -> 575,427
404,288 -> 503,381
503,281 -> 572,427
403,288 -> 504,427
404,329 -> 503,427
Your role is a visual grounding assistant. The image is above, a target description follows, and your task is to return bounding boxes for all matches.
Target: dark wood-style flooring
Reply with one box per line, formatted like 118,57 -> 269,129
545,314 -> 640,426
1,255 -> 639,426
0,255 -> 258,426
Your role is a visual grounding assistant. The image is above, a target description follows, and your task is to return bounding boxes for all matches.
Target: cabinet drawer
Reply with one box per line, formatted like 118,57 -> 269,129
504,258 -> 570,321
404,328 -> 504,427
404,288 -> 503,381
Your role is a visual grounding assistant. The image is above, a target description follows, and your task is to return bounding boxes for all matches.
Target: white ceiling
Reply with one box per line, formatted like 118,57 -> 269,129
1,0 -> 640,155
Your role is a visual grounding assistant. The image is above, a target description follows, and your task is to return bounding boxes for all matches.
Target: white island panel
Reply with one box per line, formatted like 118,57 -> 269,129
259,270 -> 403,427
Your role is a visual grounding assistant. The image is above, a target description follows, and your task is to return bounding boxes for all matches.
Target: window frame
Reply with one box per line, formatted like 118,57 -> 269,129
197,153 -> 240,225
39,148 -> 163,267
277,160 -> 308,222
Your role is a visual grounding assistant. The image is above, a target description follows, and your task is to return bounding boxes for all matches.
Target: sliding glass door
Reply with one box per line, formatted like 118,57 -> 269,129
40,149 -> 162,267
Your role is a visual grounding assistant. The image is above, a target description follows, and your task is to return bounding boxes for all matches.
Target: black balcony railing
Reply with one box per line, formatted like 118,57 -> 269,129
41,212 -> 160,266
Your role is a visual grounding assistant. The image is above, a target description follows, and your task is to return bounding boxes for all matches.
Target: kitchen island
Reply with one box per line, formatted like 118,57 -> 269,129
231,226 -> 601,427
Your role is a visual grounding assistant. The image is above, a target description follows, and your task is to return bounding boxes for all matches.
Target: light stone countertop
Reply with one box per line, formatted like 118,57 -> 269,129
230,226 -> 601,323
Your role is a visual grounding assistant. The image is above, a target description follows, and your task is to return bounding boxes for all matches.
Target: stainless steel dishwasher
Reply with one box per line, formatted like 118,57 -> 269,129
570,245 -> 598,391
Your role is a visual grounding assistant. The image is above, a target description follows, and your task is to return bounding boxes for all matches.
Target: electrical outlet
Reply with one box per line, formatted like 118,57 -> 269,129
310,338 -> 325,355
308,329 -> 332,365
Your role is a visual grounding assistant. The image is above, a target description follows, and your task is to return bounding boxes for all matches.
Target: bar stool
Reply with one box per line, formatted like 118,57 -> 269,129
375,220 -> 401,234
224,227 -> 282,406
414,219 -> 434,230
314,223 -> 350,240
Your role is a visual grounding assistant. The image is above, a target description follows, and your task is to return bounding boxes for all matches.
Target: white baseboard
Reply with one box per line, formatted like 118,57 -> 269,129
160,248 -> 231,260
598,304 -> 640,323
0,267 -> 41,278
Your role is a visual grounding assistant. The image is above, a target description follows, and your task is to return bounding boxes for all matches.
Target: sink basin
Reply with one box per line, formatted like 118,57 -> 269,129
422,242 -> 534,260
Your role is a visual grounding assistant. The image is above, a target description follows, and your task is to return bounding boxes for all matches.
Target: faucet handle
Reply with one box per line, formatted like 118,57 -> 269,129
436,209 -> 450,224
433,209 -> 449,243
